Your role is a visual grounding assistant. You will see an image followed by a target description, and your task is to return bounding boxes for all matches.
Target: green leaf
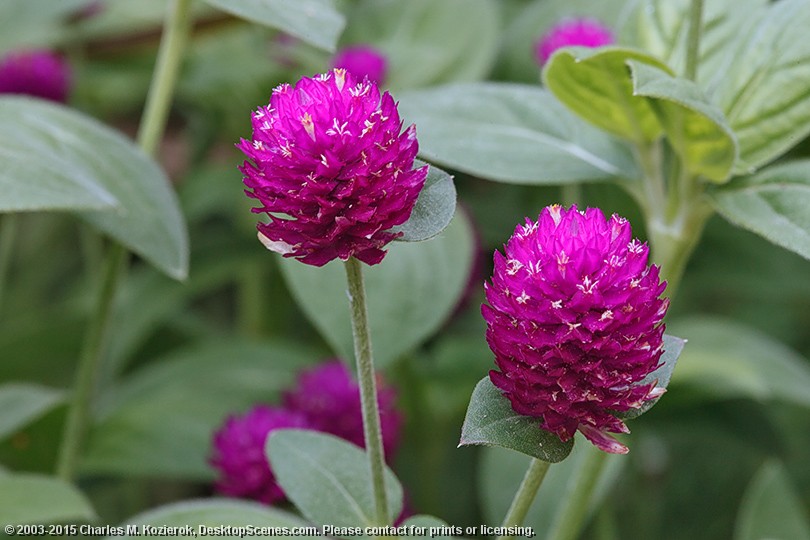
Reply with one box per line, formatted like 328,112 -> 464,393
710,160 -> 810,261
391,160 -> 456,242
0,97 -> 189,279
0,0 -> 90,53
542,47 -> 673,143
400,516 -> 454,538
112,499 -> 319,540
0,473 -> 96,524
342,0 -> 499,90
713,0 -> 810,173
278,211 -> 474,367
628,61 -> 737,182
0,383 -> 65,440
397,83 -> 636,184
83,339 -> 319,479
618,334 -> 686,420
669,316 -> 810,408
735,460 -> 810,540
459,377 -> 574,463
202,0 -> 345,52
267,429 -> 402,528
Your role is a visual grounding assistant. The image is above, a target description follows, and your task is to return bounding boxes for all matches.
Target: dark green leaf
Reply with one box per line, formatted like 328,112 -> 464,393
0,383 -> 65,440
0,473 -> 96,524
202,0 -> 345,52
710,160 -> 810,261
735,460 -> 810,540
459,377 -> 574,463
267,429 -> 402,528
391,160 -> 456,242
628,61 -> 737,182
397,83 -> 636,184
618,334 -> 685,420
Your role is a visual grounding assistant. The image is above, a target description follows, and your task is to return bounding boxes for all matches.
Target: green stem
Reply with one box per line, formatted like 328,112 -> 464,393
55,0 -> 193,482
0,213 -> 18,315
497,458 -> 551,540
560,184 -> 582,208
684,0 -> 704,81
344,257 -> 389,525
547,446 -> 609,540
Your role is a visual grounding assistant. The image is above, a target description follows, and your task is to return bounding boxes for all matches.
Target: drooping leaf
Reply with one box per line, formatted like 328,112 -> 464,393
111,499 -> 319,540
628,61 -> 737,182
0,97 -> 188,279
267,429 -> 402,528
735,460 -> 810,540
397,83 -> 636,184
391,160 -> 456,242
0,383 -> 65,440
278,211 -> 474,367
202,0 -> 345,52
459,377 -> 574,463
618,334 -> 686,420
0,473 -> 96,524
542,47 -> 672,143
710,160 -> 810,261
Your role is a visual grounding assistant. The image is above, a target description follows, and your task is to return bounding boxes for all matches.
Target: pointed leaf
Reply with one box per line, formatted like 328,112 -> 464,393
0,383 -> 65,440
0,473 -> 96,524
710,160 -> 810,261
459,377 -> 574,463
542,47 -> 672,143
735,460 -> 810,540
617,334 -> 685,420
397,82 -> 637,185
391,160 -> 456,242
629,61 -> 737,182
202,0 -> 345,52
267,429 -> 402,528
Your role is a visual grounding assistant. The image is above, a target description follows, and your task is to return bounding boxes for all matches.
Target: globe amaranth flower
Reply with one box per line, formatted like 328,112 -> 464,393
283,360 -> 401,460
482,205 -> 668,454
210,406 -> 311,504
238,68 -> 427,266
331,45 -> 388,85
0,49 -> 71,103
535,18 -> 615,66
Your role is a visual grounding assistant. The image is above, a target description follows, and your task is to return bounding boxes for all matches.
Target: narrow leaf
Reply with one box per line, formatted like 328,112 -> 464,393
459,377 -> 574,463
0,473 -> 96,524
0,383 -> 65,440
735,460 -> 810,540
391,160 -> 456,242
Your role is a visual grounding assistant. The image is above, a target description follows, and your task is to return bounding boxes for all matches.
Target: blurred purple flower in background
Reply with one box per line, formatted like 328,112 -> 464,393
331,44 -> 388,85
535,18 -> 615,66
0,49 -> 71,103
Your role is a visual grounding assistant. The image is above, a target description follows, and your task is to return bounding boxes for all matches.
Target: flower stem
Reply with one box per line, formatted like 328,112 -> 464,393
344,256 -> 389,525
55,0 -> 193,482
0,212 -> 18,315
497,458 -> 551,540
684,0 -> 704,81
546,445 -> 609,540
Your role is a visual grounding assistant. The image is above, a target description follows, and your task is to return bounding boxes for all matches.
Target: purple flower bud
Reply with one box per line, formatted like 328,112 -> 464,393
535,18 -> 615,66
331,45 -> 388,85
238,69 -> 427,266
482,205 -> 669,454
0,49 -> 71,103
210,406 -> 311,504
283,360 -> 402,460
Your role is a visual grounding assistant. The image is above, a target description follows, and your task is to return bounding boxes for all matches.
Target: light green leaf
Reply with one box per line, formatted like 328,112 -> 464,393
459,377 -> 574,463
710,160 -> 810,261
617,334 -> 685,420
0,383 -> 65,440
400,516 -> 454,538
111,499 -> 319,540
543,47 -> 672,143
397,83 -> 636,185
629,61 -> 737,182
202,0 -> 345,52
0,0 -> 90,53
391,160 -> 455,242
83,339 -> 319,479
278,211 -> 474,367
0,473 -> 96,524
0,97 -> 188,279
735,460 -> 810,540
713,0 -> 810,174
267,429 -> 402,528
342,0 -> 499,90
669,316 -> 810,407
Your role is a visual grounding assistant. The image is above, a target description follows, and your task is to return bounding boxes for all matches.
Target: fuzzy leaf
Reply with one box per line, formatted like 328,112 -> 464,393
618,334 -> 685,420
391,160 -> 455,242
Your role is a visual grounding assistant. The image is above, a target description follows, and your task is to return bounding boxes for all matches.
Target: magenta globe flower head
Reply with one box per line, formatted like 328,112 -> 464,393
482,205 -> 669,454
238,68 -> 427,266
210,405 -> 311,504
0,49 -> 71,103
535,18 -> 615,66
283,359 -> 402,460
331,44 -> 388,85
